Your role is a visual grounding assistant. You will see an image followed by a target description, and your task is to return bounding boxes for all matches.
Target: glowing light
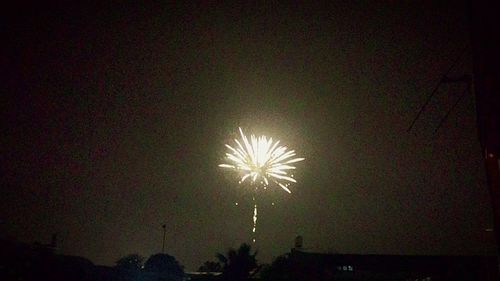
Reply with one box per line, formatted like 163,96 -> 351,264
219,127 -> 304,193
219,127 -> 304,242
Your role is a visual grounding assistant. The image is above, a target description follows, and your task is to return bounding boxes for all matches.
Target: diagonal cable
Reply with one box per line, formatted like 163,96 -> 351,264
407,48 -> 467,132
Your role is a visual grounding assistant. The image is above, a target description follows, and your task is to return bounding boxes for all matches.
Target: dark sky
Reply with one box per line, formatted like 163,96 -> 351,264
2,1 -> 496,270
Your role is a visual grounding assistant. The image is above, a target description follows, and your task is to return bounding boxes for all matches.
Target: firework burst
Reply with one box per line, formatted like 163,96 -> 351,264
219,127 -> 304,241
219,127 -> 304,193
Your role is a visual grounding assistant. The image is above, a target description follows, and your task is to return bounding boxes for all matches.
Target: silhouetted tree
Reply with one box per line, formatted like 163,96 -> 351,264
144,253 -> 184,277
115,254 -> 144,271
198,261 -> 222,272
216,243 -> 257,281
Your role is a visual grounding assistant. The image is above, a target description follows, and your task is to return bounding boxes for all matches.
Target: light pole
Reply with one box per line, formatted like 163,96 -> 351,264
162,224 -> 166,253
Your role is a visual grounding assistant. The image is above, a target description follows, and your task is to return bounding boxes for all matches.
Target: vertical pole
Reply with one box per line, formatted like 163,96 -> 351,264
470,0 -> 500,276
162,224 -> 166,253
485,153 -> 500,254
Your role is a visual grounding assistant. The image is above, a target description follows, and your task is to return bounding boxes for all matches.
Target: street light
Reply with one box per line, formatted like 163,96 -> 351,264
162,224 -> 166,253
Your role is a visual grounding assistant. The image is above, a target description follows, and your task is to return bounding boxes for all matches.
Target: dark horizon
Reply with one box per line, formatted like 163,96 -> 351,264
1,1 -> 496,271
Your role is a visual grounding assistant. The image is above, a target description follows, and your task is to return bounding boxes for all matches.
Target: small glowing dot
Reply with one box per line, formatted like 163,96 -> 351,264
235,202 -> 238,206
252,238 -> 256,243
272,202 -> 275,206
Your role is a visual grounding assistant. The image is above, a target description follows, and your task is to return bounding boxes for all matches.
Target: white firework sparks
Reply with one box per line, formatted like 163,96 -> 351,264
219,127 -> 304,242
219,127 -> 304,193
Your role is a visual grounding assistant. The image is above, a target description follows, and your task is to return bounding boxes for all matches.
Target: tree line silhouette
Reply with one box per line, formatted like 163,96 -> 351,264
115,243 -> 313,281
117,243 -> 259,280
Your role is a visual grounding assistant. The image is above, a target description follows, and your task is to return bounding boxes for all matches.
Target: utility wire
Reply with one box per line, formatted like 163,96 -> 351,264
433,87 -> 468,135
407,48 -> 467,132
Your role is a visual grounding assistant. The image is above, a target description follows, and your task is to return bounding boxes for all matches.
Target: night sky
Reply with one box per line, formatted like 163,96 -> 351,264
2,2 -> 496,270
